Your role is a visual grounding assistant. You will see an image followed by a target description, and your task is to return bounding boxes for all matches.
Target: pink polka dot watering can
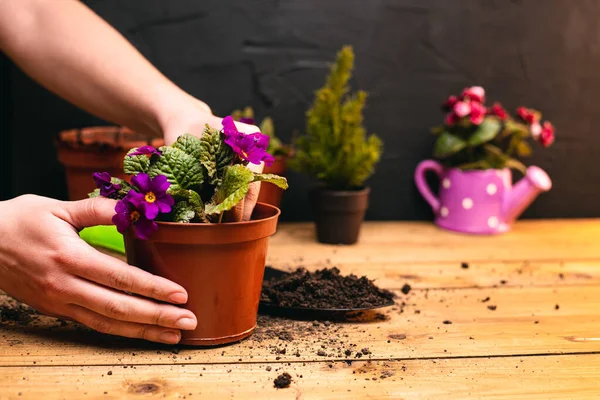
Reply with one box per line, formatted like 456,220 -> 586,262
414,160 -> 552,234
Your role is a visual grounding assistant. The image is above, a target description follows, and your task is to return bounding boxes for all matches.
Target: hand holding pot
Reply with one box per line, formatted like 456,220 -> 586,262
0,195 -> 198,344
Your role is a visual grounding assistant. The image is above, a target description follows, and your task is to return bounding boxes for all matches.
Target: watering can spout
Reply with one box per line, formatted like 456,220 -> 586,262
503,166 -> 552,222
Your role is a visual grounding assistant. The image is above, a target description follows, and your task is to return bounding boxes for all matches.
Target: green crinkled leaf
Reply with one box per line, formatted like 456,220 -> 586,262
467,118 -> 501,147
88,188 -> 101,198
433,132 -> 467,158
148,146 -> 203,191
200,125 -> 234,184
172,133 -> 202,159
252,173 -> 289,190
123,149 -> 151,175
204,165 -> 253,215
172,201 -> 196,223
168,189 -> 205,222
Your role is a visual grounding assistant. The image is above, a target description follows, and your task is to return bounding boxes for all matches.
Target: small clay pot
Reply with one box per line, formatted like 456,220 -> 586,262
309,187 -> 370,245
124,203 -> 281,346
256,156 -> 287,209
56,127 -> 163,201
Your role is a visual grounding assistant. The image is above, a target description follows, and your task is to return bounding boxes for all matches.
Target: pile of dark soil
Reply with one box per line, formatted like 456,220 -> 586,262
0,299 -> 39,326
261,267 -> 394,309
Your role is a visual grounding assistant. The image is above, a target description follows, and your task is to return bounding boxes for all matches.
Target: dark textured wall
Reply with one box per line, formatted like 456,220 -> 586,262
2,0 -> 599,221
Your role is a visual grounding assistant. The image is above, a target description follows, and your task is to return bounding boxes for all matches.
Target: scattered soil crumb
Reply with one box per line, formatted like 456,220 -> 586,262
555,304 -> 560,310
481,297 -> 490,303
487,305 -> 497,311
380,370 -> 394,379
461,262 -> 469,269
443,320 -> 452,325
273,373 -> 292,389
401,284 -> 411,295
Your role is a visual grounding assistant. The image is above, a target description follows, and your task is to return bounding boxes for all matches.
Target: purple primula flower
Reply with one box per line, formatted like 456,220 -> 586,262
112,194 -> 158,240
239,117 -> 255,125
128,145 -> 161,157
93,171 -> 121,197
221,116 -> 274,166
128,173 -> 174,220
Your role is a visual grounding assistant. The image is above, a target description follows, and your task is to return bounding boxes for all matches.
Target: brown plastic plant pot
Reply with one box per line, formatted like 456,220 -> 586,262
309,187 -> 370,245
124,203 -> 281,346
56,126 -> 163,201
256,156 -> 287,208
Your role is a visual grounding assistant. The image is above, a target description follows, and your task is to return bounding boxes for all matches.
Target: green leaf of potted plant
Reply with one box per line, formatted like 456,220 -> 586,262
415,87 -> 555,234
90,118 -> 288,345
289,46 -> 383,244
231,106 -> 292,208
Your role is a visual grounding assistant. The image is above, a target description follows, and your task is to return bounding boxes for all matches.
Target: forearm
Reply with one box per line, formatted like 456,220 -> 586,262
0,0 -> 207,137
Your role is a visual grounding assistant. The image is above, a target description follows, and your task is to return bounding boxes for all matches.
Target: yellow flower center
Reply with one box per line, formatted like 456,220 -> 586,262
130,211 -> 140,223
145,192 -> 156,203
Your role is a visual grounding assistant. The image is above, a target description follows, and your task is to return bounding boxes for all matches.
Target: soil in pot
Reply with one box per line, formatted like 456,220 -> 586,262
257,156 -> 287,209
309,187 -> 370,245
124,203 -> 281,346
56,127 -> 163,201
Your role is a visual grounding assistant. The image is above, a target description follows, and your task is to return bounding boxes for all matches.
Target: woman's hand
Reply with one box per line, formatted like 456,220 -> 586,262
0,195 -> 198,344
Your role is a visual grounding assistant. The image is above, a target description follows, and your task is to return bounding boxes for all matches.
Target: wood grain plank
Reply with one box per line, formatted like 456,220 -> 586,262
272,260 -> 600,290
2,354 -> 599,399
3,284 -> 600,367
98,248 -> 600,291
267,220 -> 600,264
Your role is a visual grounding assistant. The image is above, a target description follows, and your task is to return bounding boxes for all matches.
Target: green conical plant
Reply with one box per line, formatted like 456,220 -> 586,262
289,45 -> 382,190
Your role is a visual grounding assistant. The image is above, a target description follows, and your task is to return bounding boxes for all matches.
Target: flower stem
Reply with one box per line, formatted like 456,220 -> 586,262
218,212 -> 224,224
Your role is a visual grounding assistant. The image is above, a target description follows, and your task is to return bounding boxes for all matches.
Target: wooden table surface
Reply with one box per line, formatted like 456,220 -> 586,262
2,219 -> 600,399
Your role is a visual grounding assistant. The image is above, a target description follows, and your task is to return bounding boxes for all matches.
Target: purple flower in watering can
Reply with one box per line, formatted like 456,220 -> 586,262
414,161 -> 551,234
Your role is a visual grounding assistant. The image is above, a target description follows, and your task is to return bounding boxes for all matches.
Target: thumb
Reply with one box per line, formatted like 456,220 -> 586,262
61,197 -> 118,229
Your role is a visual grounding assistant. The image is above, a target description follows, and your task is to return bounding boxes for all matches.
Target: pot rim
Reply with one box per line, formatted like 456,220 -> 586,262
132,203 -> 282,244
311,186 -> 371,197
154,202 -> 281,228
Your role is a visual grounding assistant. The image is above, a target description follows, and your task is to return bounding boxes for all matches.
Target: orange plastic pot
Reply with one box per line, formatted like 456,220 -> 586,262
256,156 -> 287,208
56,127 -> 163,201
124,203 -> 281,346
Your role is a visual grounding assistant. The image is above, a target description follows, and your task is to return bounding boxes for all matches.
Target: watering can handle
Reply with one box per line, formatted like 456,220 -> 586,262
414,160 -> 443,213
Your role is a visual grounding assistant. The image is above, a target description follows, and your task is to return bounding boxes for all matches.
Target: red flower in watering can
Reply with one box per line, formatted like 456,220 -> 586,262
416,86 -> 556,235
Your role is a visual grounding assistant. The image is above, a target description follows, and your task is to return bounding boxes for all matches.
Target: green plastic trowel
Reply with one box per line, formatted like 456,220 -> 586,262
79,225 -> 125,255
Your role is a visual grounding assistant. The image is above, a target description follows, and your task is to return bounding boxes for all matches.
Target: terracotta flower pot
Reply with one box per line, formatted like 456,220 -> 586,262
124,203 -> 281,346
257,156 -> 287,208
309,187 -> 370,245
56,127 -> 163,201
